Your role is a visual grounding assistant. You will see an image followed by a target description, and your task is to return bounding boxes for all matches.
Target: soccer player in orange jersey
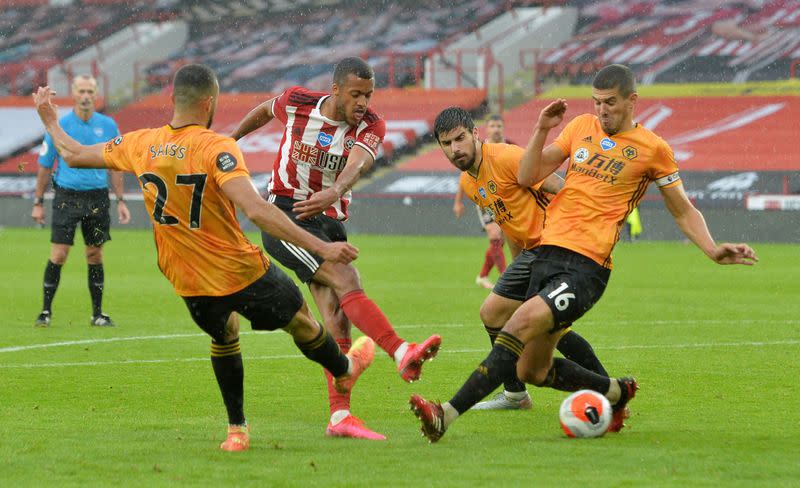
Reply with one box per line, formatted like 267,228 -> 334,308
411,64 -> 758,442
435,107 -> 611,411
32,64 -> 377,452
453,114 -> 512,289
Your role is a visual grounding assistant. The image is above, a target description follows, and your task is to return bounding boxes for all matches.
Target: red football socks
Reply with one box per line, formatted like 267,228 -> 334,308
324,337 -> 351,414
340,289 -> 404,356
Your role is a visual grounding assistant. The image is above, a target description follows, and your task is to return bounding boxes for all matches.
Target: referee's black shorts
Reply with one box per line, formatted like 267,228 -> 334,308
51,185 -> 111,247
261,195 -> 348,283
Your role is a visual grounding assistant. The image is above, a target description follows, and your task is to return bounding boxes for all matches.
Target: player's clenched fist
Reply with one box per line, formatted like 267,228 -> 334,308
320,242 -> 359,264
536,99 -> 568,130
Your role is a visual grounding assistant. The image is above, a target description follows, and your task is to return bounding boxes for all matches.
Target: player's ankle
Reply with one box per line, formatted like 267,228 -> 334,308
442,402 -> 459,428
330,409 -> 350,425
393,342 -> 409,365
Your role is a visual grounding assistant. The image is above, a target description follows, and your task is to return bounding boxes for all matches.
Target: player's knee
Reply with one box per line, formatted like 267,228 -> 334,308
480,298 -> 506,328
85,246 -> 102,264
325,264 -> 361,295
49,247 -> 69,265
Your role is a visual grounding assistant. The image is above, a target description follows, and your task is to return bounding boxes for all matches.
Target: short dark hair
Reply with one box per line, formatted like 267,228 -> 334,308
333,57 -> 374,86
488,114 -> 503,122
434,107 -> 475,142
592,64 -> 636,97
173,64 -> 218,107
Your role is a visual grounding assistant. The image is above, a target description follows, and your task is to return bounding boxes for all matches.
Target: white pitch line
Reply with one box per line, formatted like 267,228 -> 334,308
2,319 -> 797,354
0,340 -> 797,369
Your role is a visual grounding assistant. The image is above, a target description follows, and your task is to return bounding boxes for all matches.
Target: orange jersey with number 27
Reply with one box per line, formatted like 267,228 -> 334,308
103,124 -> 269,297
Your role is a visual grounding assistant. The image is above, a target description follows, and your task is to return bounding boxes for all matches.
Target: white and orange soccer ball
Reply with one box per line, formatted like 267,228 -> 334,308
559,390 -> 612,438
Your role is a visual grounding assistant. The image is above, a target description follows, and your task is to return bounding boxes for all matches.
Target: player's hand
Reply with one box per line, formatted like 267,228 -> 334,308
32,86 -> 59,127
31,204 -> 45,225
453,199 -> 464,218
536,99 -> 567,130
117,201 -> 131,225
485,222 -> 504,241
710,243 -> 758,265
319,242 -> 359,264
293,188 -> 339,220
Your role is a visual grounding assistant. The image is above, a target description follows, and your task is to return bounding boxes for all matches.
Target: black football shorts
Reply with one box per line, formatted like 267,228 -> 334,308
51,186 -> 111,247
492,248 -> 539,301
526,245 -> 611,331
182,263 -> 304,343
260,195 -> 347,283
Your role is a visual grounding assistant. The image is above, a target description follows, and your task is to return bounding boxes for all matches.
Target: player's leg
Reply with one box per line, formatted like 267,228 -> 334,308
182,295 -> 248,451
36,191 -> 78,327
312,261 -> 440,383
556,328 -> 608,376
236,264 -> 374,395
81,194 -> 113,326
485,222 -> 507,275
409,295 -> 554,442
309,282 -> 385,440
260,199 -> 439,382
470,248 -> 538,410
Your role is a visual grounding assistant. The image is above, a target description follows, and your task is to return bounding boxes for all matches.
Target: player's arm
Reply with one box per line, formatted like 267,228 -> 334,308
110,171 -> 131,224
293,145 -> 374,220
32,87 -> 106,168
539,172 -> 564,194
518,99 -> 569,187
221,176 -> 358,264
453,184 -> 465,217
230,97 -> 278,141
31,165 -> 51,225
660,183 -> 758,265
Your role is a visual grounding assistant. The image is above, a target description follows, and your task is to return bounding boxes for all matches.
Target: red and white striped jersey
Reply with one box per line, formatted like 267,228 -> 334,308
268,86 -> 386,220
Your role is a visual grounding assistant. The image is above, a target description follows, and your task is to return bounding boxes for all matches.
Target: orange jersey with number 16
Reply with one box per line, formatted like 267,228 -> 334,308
103,124 -> 269,297
545,114 -> 681,268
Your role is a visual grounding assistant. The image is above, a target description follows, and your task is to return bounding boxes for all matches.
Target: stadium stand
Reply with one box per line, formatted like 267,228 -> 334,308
144,0 -> 517,93
0,0 -> 175,96
537,0 -> 800,84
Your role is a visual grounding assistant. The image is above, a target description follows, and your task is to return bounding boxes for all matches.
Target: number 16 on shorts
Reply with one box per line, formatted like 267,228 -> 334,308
547,282 -> 575,312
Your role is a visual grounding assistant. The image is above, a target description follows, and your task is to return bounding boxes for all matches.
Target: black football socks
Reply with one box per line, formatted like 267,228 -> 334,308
556,329 -> 609,376
484,325 -> 527,393
295,327 -> 349,378
449,331 -> 524,414
210,339 -> 245,425
42,260 -> 62,312
88,263 -> 104,317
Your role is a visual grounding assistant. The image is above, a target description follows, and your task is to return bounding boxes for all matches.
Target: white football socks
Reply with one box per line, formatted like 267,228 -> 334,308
330,410 -> 350,425
393,342 -> 409,365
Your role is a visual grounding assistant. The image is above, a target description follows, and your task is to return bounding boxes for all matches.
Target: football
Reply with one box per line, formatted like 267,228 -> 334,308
559,390 -> 612,438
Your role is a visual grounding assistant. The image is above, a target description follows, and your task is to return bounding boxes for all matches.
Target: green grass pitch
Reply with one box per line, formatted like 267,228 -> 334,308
1,228 -> 798,486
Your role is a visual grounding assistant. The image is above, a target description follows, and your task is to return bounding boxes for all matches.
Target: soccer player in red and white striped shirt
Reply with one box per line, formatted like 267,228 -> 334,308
231,57 -> 441,441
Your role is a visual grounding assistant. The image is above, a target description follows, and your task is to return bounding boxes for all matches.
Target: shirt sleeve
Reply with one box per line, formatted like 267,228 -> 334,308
209,137 -> 250,188
272,86 -> 300,124
102,132 -> 139,173
37,133 -> 57,169
355,117 -> 385,161
552,115 -> 583,157
650,139 -> 681,188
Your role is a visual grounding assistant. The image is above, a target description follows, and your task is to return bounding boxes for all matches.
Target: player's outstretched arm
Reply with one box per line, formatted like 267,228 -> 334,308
230,97 -> 277,140
518,99 -> 569,187
660,184 -> 758,265
221,176 -> 358,264
293,145 -> 374,220
32,86 -> 106,168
